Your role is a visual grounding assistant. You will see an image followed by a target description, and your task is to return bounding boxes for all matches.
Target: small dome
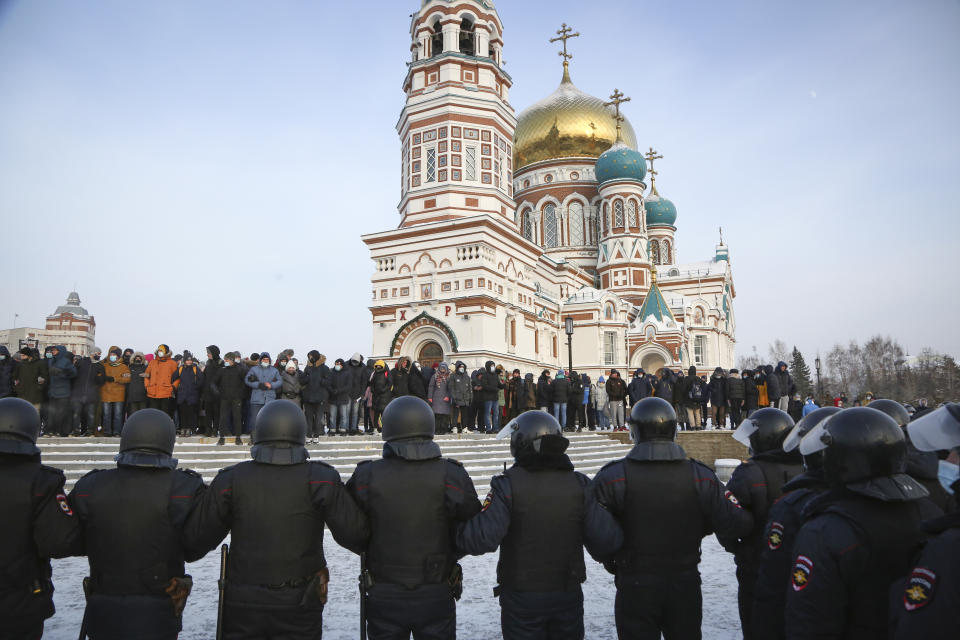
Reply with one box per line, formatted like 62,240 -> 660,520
595,141 -> 647,185
644,189 -> 677,227
54,291 -> 89,317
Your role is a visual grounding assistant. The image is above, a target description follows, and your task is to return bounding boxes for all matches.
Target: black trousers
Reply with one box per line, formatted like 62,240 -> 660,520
148,397 -> 174,418
366,583 -> 455,640
202,398 -> 220,435
85,593 -> 180,640
219,399 -> 242,437
223,603 -> 323,639
615,572 -> 702,640
736,561 -> 758,640
2,619 -> 43,640
178,403 -> 199,430
434,413 -> 450,434
500,588 -> 584,640
126,401 -> 147,418
71,400 -> 97,434
47,397 -> 72,436
729,399 -> 743,427
304,402 -> 326,437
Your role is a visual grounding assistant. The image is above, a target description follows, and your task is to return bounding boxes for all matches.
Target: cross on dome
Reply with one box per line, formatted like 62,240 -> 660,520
605,89 -> 630,142
645,147 -> 663,194
550,23 -> 580,82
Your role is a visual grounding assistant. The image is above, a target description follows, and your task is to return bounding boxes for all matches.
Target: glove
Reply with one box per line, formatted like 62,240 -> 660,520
105,376 -> 115,382
247,374 -> 257,383
48,367 -> 62,375
164,575 -> 193,617
258,383 -> 268,390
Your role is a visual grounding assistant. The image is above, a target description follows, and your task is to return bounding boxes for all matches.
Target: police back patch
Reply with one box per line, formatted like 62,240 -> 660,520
767,522 -> 784,550
792,555 -> 813,591
903,567 -> 936,611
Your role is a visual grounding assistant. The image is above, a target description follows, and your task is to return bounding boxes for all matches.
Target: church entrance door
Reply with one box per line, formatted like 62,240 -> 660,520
418,341 -> 443,368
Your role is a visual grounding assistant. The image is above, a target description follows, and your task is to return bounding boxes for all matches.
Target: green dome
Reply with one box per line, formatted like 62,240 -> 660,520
595,141 -> 646,185
644,190 -> 677,227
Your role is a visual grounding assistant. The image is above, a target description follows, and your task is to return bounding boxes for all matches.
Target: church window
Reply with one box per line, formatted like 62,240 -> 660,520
601,204 -> 608,234
464,128 -> 479,140
694,335 -> 706,366
412,161 -> 421,173
482,144 -> 491,155
478,277 -> 485,287
570,171 -> 580,180
381,289 -> 388,298
451,126 -> 461,137
426,148 -> 436,182
544,174 -> 553,183
661,240 -> 671,264
452,169 -> 461,180
522,210 -> 535,242
465,279 -> 473,289
413,133 -> 421,145
604,331 -> 617,365
510,318 -> 517,347
466,147 -> 476,180
400,287 -> 409,296
482,130 -> 491,141
441,282 -> 451,292
438,155 -> 447,168
498,151 -> 505,190
438,141 -> 447,153
430,21 -> 443,57
543,205 -> 559,248
552,334 -> 558,358
650,241 -> 660,264
451,155 -> 461,167
569,202 -> 584,245
627,200 -> 637,228
438,127 -> 447,138
451,140 -> 461,152
614,200 -> 624,229
590,208 -> 599,243
482,173 -> 492,184
482,158 -> 491,170
438,169 -> 447,181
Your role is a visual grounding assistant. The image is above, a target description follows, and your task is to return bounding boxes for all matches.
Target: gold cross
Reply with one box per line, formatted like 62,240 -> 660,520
605,89 -> 631,140
645,147 -> 663,189
550,23 -> 580,66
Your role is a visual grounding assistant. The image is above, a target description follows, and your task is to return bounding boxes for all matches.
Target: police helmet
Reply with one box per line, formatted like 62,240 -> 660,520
628,397 -> 678,442
253,400 -> 307,446
782,406 -> 841,469
907,403 -> 960,452
867,398 -> 910,428
732,407 -> 795,454
119,409 -> 176,456
502,411 -> 568,460
0,397 -> 41,455
381,396 -> 435,442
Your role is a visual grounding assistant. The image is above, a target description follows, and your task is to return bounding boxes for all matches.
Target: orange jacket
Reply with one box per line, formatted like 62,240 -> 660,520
100,361 -> 131,402
145,356 -> 178,399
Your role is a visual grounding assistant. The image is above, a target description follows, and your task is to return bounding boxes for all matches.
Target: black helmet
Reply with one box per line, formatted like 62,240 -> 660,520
628,397 -> 677,442
867,399 -> 910,428
504,411 -> 568,459
783,406 -> 841,469
381,396 -> 434,442
0,397 -> 41,456
732,407 -> 795,454
119,409 -> 176,456
253,400 -> 307,446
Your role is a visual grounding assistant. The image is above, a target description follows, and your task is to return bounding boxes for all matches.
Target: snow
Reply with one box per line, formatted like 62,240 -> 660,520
43,534 -> 741,639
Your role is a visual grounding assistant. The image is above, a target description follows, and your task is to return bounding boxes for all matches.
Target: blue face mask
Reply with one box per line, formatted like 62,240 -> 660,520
45,353 -> 54,359
938,460 -> 958,495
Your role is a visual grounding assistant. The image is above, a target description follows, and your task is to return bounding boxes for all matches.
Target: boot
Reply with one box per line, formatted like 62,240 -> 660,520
326,430 -> 336,437
217,436 -> 225,446
234,436 -> 242,446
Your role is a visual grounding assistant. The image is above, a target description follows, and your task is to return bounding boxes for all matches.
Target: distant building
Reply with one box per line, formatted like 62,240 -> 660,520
0,291 -> 97,356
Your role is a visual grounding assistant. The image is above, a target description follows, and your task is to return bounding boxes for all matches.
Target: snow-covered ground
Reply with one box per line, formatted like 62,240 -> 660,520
44,534 -> 741,639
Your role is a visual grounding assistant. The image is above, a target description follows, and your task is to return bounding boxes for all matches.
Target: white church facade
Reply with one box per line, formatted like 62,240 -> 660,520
363,0 -> 736,378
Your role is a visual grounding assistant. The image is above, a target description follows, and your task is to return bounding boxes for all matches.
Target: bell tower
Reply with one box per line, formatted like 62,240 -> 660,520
397,0 -> 516,228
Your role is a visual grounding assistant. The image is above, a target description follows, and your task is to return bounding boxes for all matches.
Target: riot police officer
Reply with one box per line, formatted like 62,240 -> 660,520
869,398 -> 955,512
346,396 -> 481,639
456,411 -> 622,640
719,407 -> 802,640
0,397 -> 79,639
785,407 -> 941,638
68,408 -> 206,640
891,403 -> 960,639
752,406 -> 841,639
185,399 -> 368,638
593,397 -> 752,639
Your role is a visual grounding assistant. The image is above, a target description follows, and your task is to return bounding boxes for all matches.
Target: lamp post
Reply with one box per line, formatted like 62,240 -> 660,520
564,316 -> 574,377
815,355 -> 822,404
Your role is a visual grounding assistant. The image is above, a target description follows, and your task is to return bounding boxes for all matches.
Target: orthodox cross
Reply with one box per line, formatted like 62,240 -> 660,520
645,147 -> 663,190
605,89 -> 630,140
719,226 -> 724,245
550,23 -> 580,68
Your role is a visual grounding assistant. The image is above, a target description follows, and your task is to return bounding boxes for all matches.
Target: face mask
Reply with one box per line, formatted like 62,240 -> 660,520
458,367 -> 464,372
109,355 -> 117,362
488,366 -> 495,372
92,354 -> 101,361
157,350 -> 165,357
938,460 -> 958,494
335,365 -> 342,372
260,362 -> 270,368
224,361 -> 232,367
308,356 -> 317,363
280,361 -> 287,367
0,355 -> 5,361
185,361 -> 194,367
46,352 -> 55,359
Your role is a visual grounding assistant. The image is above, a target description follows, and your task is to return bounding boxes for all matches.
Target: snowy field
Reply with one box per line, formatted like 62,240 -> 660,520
44,534 -> 741,639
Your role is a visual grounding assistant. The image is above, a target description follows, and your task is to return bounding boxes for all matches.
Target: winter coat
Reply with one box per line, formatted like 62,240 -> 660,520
765,365 -> 781,402
172,364 -> 204,406
126,360 -> 148,403
605,372 -> 627,401
678,369 -> 706,409
346,354 -> 366,399
506,376 -> 524,411
708,371 -> 728,406
447,362 -> 472,407
672,373 -> 686,406
244,364 -> 282,405
727,373 -> 745,401
280,371 -> 303,404
743,372 -> 759,409
788,398 -> 803,423
427,365 -> 452,415
520,374 -> 537,410
497,371 -> 507,406
301,362 -> 331,404
580,374 -> 592,406
567,373 -> 583,405
627,370 -> 653,405
408,365 -> 428,400
592,379 -> 608,410
99,360 -> 131,403
0,346 -> 15,398
773,362 -> 795,400
211,363 -> 246,402
45,346 -> 76,400
552,376 -> 571,403
70,357 -> 104,404
389,363 -> 411,398
330,366 -> 353,404
370,367 -> 391,412
479,362 -> 502,403
535,373 -> 552,406
202,361 -> 222,402
13,356 -> 47,404
654,372 -> 674,401
145,356 -> 178,400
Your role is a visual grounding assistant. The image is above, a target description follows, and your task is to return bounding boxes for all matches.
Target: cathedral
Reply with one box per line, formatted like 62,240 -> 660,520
363,0 -> 736,378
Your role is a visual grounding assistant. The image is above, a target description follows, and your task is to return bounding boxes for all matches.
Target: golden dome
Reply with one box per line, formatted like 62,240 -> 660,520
513,68 -> 638,172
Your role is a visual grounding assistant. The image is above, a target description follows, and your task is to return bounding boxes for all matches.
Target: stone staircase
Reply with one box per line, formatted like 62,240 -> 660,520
38,432 -> 633,494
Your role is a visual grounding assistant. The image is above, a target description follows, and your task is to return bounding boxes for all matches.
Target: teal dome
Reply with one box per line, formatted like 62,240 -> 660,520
644,190 -> 677,227
595,141 -> 646,185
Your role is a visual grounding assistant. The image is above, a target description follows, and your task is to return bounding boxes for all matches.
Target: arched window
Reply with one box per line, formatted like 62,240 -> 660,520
661,240 -> 671,264
613,200 -> 624,229
601,203 -> 608,234
459,17 -> 475,55
568,202 -> 584,245
627,200 -> 637,228
522,210 -> 535,242
590,207 -> 599,243
430,21 -> 443,57
543,204 -> 558,248
650,240 -> 661,265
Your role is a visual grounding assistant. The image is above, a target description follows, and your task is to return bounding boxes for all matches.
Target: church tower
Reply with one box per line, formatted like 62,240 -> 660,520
397,0 -> 516,228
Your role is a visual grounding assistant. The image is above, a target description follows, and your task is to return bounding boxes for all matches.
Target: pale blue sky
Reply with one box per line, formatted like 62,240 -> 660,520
1,0 -> 957,362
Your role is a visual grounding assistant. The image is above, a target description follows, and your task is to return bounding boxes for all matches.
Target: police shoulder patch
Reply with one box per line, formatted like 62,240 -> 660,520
724,490 -> 742,508
481,491 -> 493,512
903,567 -> 936,611
56,492 -> 74,517
792,555 -> 813,591
767,522 -> 785,550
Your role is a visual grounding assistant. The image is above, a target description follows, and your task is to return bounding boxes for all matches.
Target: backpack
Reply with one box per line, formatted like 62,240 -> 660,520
688,378 -> 705,402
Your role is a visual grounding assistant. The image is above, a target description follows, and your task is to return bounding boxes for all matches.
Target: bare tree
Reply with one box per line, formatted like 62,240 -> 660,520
737,345 -> 762,371
767,339 -> 789,365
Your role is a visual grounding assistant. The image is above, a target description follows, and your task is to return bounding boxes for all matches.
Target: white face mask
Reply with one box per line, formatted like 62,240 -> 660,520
334,365 -> 342,372
109,355 -> 117,362
224,361 -> 232,367
260,362 -> 270,368
157,350 -> 165,357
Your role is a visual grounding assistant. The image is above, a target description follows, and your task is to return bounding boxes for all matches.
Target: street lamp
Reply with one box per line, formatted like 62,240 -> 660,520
815,355 -> 822,403
564,316 -> 574,377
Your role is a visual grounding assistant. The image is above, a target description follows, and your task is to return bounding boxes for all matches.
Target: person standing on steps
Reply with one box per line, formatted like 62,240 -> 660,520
211,352 -> 246,446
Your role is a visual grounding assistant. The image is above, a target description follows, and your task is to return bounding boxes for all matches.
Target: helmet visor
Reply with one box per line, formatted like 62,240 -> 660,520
496,418 -> 519,440
784,414 -> 832,453
732,419 -> 759,447
907,404 -> 960,452
799,420 -> 832,456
